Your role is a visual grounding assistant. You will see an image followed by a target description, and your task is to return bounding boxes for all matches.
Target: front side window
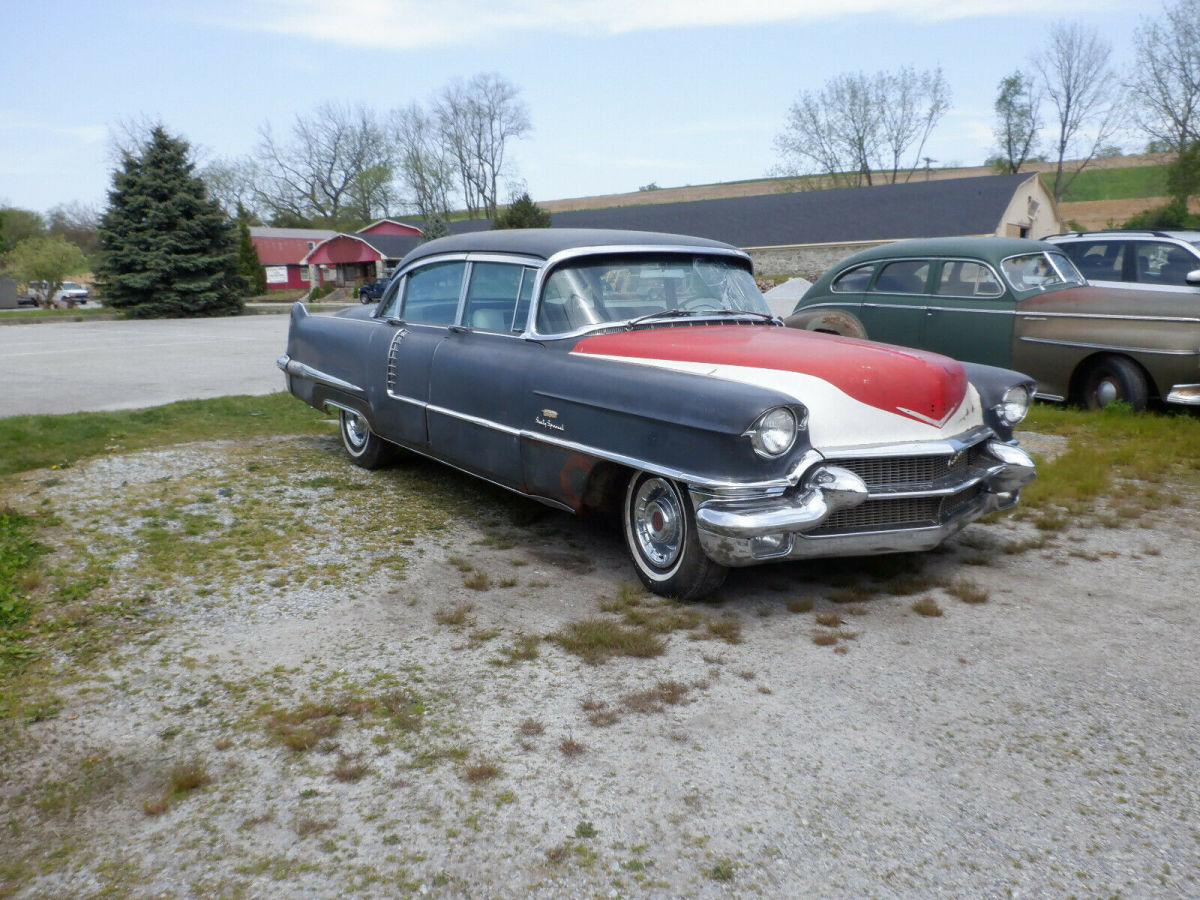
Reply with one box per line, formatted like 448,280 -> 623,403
401,261 -> 466,325
1057,240 -> 1123,282
464,262 -> 524,331
935,261 -> 1003,298
871,260 -> 930,295
1001,252 -> 1084,292
534,254 -> 767,334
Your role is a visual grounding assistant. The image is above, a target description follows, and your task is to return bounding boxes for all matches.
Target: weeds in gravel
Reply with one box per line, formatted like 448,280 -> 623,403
434,603 -> 475,627
560,737 -> 586,757
787,597 -> 815,613
463,759 -> 501,782
946,578 -> 989,605
620,680 -> 691,713
518,718 -> 544,736
266,689 -> 423,752
551,618 -> 665,663
144,758 -> 212,816
911,597 -> 944,617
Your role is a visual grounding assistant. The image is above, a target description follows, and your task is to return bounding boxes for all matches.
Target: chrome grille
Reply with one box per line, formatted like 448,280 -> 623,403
811,483 -> 985,536
832,443 -> 986,490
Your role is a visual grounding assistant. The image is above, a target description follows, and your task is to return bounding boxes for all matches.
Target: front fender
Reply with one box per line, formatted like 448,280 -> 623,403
784,307 -> 868,338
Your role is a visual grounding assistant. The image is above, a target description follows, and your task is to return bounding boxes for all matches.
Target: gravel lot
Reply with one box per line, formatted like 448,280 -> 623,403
2,431 -> 1199,899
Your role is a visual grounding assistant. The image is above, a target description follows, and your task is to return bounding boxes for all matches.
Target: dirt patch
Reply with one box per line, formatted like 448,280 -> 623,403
2,434 -> 1199,898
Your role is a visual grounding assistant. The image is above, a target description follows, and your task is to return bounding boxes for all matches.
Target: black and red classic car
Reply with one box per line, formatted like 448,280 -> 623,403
279,229 -> 1036,599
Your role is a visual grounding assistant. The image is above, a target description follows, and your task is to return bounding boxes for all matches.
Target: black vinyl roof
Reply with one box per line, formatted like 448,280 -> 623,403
445,174 -> 1034,249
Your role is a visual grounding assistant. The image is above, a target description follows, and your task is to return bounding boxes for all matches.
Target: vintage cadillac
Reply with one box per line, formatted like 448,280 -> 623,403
279,229 -> 1037,600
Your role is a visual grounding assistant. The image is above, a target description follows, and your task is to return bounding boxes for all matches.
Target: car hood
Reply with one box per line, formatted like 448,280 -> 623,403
573,325 -> 977,446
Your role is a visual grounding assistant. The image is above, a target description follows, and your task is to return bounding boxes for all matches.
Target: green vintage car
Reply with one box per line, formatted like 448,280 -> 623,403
786,237 -> 1200,410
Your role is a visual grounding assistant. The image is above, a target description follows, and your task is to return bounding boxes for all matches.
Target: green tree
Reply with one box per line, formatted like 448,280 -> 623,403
0,207 -> 46,255
97,126 -> 244,318
991,72 -> 1041,174
235,204 -> 267,296
491,193 -> 550,229
3,235 -> 89,307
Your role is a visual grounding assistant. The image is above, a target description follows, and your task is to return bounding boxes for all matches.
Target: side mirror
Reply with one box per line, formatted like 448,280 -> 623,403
1186,269 -> 1200,287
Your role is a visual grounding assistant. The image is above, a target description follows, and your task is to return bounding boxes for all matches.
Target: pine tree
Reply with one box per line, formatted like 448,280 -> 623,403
98,127 -> 245,317
236,204 -> 267,296
491,193 -> 551,230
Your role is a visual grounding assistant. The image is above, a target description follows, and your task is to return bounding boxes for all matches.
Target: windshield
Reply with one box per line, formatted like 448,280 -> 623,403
1000,251 -> 1085,292
534,253 -> 769,334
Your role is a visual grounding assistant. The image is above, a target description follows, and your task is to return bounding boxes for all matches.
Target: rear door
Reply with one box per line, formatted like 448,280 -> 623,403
857,258 -> 931,348
367,259 -> 467,449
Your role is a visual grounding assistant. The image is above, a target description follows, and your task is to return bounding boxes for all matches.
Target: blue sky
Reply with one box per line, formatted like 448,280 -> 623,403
1,0 -> 1154,218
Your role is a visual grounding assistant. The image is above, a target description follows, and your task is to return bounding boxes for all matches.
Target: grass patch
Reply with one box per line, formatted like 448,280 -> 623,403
0,393 -> 328,478
620,680 -> 691,713
550,618 -> 665,664
1057,163 -> 1168,202
945,578 -> 989,605
266,689 -> 423,752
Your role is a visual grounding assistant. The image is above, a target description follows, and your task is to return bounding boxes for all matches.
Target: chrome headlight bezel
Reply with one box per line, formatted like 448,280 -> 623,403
747,406 -> 800,458
996,384 -> 1031,426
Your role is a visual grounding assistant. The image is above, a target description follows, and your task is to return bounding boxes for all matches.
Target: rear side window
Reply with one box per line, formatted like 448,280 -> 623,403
830,263 -> 875,293
1134,242 -> 1199,285
401,261 -> 466,325
464,262 -> 525,331
935,261 -> 1003,298
871,260 -> 930,295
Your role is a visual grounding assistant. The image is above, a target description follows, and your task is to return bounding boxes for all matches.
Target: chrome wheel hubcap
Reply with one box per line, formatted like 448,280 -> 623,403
1095,379 -> 1119,407
344,412 -> 369,449
632,478 -> 683,569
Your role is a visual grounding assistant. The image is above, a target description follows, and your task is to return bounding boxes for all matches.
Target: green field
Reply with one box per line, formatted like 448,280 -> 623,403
1051,164 -> 1168,202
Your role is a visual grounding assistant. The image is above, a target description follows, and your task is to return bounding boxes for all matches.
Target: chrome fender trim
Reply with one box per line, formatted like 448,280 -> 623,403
276,355 -> 365,396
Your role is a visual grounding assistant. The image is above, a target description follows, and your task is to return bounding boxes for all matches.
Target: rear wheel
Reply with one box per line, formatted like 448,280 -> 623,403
623,472 -> 726,601
1080,356 -> 1148,411
339,409 -> 395,469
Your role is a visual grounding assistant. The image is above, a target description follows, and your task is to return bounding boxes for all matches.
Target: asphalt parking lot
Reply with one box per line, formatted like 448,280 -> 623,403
0,314 -> 292,418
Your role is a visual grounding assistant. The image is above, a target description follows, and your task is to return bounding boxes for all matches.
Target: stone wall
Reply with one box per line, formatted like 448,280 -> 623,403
747,241 -> 889,280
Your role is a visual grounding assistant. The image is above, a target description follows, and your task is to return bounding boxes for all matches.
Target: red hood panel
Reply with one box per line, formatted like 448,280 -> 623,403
574,326 -> 968,425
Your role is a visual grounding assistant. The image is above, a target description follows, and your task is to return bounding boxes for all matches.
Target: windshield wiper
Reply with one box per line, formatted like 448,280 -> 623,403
626,308 -> 700,327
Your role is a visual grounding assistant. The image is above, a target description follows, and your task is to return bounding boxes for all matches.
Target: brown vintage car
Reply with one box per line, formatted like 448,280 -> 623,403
787,237 -> 1200,410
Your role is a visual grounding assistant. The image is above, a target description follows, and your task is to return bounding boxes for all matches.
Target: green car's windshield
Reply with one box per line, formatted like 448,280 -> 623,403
535,254 -> 769,334
1001,251 -> 1085,292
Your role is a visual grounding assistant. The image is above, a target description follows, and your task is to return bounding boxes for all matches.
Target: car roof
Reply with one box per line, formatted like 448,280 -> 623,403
397,228 -> 748,268
1046,230 -> 1200,241
833,236 -> 1055,268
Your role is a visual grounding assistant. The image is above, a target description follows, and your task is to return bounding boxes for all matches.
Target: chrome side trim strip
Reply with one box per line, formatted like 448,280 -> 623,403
1018,336 -> 1200,356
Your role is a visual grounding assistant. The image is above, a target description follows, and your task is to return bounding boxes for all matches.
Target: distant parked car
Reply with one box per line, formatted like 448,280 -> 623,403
359,275 -> 392,304
25,280 -> 91,307
1044,230 -> 1200,295
787,236 -> 1200,410
279,228 -> 1037,600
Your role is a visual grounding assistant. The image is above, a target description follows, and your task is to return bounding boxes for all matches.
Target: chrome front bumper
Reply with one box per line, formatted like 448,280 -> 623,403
693,439 -> 1036,567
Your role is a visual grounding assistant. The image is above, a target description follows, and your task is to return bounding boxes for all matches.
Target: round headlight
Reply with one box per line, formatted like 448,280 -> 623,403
998,385 -> 1031,426
749,407 -> 798,457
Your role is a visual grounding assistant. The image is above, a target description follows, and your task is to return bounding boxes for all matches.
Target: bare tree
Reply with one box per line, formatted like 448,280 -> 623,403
252,102 -> 395,228
878,66 -> 951,184
1036,22 -> 1124,200
992,71 -> 1042,173
390,103 -> 457,222
1129,0 -> 1200,152
774,67 -> 950,187
201,156 -> 262,219
435,73 -> 531,218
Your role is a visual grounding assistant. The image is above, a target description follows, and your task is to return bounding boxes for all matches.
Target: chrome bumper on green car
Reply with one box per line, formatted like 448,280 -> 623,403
692,438 -> 1036,567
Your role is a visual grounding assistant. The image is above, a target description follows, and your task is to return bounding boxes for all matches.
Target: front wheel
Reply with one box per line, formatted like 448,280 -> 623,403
339,409 -> 395,469
1079,356 -> 1148,411
623,472 -> 726,601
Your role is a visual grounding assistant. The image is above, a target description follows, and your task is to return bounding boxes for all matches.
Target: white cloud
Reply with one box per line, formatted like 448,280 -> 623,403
216,0 -> 1126,50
